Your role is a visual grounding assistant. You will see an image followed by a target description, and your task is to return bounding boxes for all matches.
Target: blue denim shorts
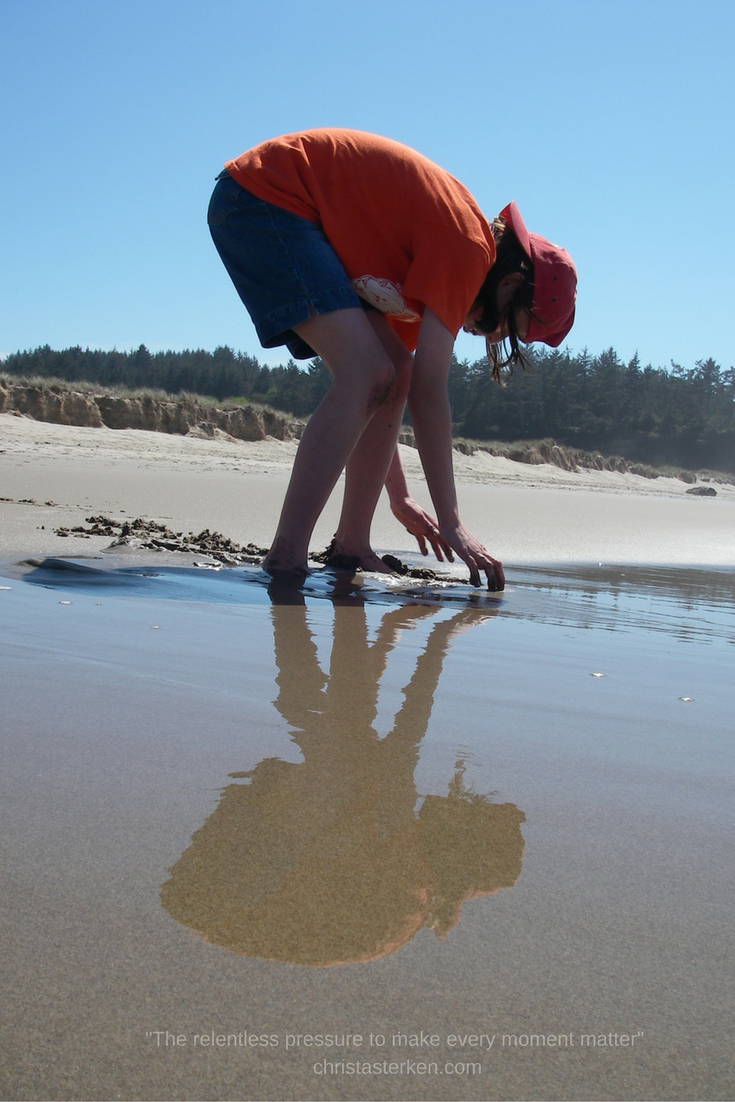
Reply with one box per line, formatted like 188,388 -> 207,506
208,171 -> 365,359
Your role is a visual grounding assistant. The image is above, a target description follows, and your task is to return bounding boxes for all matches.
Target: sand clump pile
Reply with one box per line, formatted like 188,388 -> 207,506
55,515 -> 270,564
53,515 -> 448,579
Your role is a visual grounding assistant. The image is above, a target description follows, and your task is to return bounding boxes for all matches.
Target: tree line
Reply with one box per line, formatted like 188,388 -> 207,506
2,343 -> 733,472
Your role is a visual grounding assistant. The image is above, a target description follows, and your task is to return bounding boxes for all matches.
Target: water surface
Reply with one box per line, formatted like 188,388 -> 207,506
1,555 -> 733,1100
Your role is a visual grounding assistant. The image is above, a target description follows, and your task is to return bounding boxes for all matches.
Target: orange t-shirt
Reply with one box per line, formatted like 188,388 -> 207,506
225,129 -> 495,351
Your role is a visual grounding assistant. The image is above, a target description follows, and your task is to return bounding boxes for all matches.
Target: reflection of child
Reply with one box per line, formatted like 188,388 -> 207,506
160,600 -> 525,966
208,129 -> 577,587
160,762 -> 525,966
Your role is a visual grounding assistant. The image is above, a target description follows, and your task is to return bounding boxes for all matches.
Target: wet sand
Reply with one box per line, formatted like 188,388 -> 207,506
1,416 -> 734,1100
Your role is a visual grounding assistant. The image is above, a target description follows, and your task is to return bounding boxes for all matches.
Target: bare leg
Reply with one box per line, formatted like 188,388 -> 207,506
329,313 -> 413,570
264,308 -> 396,574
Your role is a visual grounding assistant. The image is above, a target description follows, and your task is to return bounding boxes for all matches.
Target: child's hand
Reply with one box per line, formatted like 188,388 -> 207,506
390,496 -> 455,562
439,521 -> 505,590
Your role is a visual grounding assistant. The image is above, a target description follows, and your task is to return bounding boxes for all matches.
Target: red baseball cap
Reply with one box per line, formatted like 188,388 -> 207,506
500,201 -> 577,347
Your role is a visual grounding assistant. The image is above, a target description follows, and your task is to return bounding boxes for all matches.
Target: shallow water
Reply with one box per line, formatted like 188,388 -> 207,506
1,556 -> 733,1100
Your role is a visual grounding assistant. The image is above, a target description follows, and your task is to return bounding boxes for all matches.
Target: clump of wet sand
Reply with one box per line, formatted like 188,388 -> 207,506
53,515 -> 451,580
55,515 -> 270,565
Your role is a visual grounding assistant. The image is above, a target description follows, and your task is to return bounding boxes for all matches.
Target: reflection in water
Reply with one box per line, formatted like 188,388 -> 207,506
15,557 -> 733,644
161,589 -> 525,966
11,556 -> 733,965
506,564 -> 735,644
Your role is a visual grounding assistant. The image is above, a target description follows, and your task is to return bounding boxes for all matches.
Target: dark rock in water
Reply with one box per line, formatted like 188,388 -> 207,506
686,485 -> 717,496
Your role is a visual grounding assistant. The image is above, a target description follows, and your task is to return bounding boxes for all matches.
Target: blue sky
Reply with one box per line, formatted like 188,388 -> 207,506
1,0 -> 733,370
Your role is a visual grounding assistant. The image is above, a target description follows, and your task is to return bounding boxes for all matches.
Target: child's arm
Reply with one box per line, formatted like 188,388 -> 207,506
407,308 -> 505,589
385,449 -> 454,561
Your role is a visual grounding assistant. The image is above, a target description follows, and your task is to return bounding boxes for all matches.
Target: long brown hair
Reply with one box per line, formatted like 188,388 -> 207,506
473,217 -> 535,382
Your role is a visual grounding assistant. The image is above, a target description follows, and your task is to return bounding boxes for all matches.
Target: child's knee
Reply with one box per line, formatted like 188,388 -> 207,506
371,347 -> 411,410
365,358 -> 396,411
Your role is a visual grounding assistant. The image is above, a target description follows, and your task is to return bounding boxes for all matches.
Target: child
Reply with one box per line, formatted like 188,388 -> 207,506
208,129 -> 577,589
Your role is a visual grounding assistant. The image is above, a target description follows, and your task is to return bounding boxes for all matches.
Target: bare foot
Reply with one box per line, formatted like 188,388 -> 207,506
263,536 -> 308,577
323,539 -> 395,574
263,562 -> 309,582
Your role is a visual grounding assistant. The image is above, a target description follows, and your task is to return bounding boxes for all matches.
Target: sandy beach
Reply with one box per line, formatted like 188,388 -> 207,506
1,412 -> 734,1101
1,412 -> 734,565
